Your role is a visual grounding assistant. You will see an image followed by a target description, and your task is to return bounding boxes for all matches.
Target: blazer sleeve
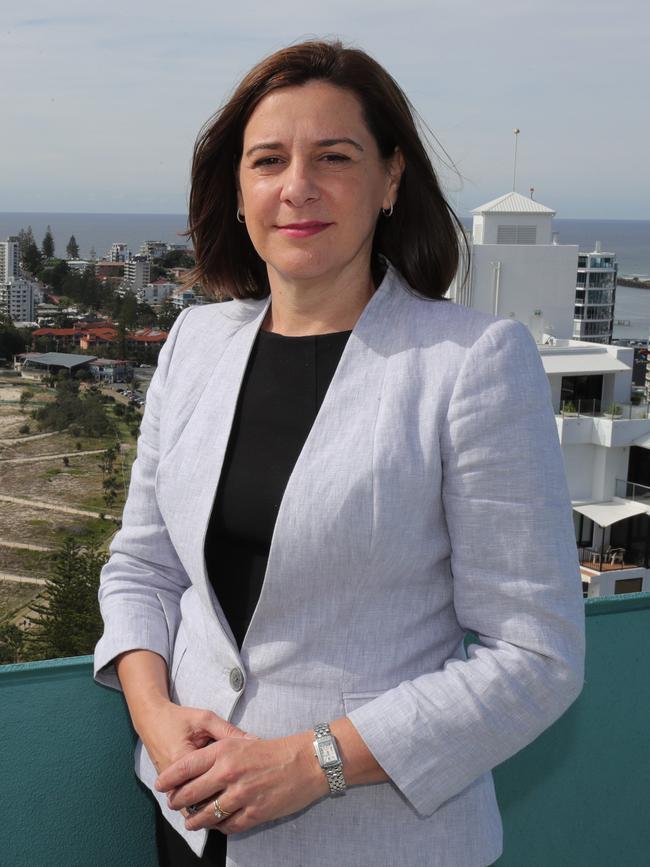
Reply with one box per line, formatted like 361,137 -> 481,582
93,306 -> 194,691
346,317 -> 586,816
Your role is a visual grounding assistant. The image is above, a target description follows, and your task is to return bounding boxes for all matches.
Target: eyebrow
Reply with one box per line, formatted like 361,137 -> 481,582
245,137 -> 364,158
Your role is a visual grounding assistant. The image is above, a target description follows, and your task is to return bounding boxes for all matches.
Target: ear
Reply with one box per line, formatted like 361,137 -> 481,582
383,147 -> 405,209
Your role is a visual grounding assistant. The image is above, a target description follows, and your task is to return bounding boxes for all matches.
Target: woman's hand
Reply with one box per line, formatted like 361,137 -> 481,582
138,701 -> 250,780
155,731 -> 329,834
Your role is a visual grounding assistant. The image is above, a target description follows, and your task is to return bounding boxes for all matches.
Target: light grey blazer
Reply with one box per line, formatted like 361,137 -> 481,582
94,263 -> 585,866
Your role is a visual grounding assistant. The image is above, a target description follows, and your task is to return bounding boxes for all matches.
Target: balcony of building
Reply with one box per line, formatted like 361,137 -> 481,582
574,498 -> 648,596
1,593 -> 648,867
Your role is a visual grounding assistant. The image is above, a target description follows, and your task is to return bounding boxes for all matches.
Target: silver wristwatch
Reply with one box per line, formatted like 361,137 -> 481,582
313,723 -> 346,796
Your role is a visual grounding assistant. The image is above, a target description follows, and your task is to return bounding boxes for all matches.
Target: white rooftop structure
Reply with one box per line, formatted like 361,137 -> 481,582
538,341 -> 631,376
471,191 -> 556,215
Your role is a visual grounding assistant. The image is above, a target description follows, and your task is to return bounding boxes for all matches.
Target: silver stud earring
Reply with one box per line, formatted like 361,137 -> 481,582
236,208 -> 245,223
381,203 -> 394,218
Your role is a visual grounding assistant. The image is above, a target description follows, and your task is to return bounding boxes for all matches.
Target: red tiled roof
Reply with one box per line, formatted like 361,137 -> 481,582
32,328 -> 83,337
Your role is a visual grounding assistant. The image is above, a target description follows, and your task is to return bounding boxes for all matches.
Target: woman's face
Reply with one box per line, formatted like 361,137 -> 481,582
237,80 -> 403,288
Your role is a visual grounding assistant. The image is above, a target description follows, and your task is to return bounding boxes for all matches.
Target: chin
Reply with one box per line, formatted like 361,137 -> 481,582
267,253 -> 342,284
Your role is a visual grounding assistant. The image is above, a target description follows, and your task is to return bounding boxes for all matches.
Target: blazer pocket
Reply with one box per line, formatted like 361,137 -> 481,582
342,691 -> 381,715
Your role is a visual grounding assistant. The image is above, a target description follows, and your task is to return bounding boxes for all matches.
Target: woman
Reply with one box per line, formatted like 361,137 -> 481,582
94,40 -> 585,867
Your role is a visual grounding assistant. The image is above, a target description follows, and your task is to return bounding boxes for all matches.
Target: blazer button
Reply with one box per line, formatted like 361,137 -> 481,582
229,667 -> 244,692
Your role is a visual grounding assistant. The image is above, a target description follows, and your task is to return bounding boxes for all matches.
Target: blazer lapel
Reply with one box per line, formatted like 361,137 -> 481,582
240,266 -> 406,653
156,297 -> 271,639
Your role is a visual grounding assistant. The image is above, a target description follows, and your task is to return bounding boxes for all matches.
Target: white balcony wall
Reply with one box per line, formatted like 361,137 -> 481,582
563,443 -> 598,500
467,244 -> 579,339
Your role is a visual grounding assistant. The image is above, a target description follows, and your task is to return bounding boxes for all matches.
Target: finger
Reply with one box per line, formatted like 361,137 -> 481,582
155,745 -> 216,792
198,711 -> 250,743
167,771 -> 225,811
184,795 -> 238,833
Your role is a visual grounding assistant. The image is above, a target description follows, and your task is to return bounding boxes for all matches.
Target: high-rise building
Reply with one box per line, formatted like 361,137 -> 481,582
109,242 -> 131,263
0,238 -> 20,283
123,256 -> 151,293
139,241 -> 168,261
0,278 -> 38,322
572,243 -> 618,344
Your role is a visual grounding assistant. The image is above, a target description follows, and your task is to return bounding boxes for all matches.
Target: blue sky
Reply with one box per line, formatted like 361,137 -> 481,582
2,0 -> 648,218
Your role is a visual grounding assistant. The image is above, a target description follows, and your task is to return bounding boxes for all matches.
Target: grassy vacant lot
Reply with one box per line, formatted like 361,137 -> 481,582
0,451 -> 120,511
0,380 -> 139,611
0,500 -> 115,549
0,547 -> 52,580
0,430 -> 115,460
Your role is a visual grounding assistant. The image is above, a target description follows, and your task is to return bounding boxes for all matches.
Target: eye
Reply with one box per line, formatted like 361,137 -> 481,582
252,156 -> 284,168
319,153 -> 351,164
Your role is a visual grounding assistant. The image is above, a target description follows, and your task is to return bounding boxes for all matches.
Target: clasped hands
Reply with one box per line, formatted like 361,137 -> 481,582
151,706 -> 329,835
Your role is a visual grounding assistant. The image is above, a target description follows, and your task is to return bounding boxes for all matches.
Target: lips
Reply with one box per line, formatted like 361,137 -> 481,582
276,221 -> 333,238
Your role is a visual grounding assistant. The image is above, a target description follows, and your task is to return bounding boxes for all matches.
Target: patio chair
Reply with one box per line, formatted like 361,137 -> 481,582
609,548 -> 625,565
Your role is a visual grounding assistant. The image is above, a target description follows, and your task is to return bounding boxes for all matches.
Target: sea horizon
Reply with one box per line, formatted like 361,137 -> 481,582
1,210 -> 648,277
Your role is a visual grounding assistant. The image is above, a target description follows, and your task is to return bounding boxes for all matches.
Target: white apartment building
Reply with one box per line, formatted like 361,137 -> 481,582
139,241 -> 168,261
0,278 -> 39,322
170,286 -> 205,308
123,256 -> 151,293
450,192 -> 579,339
109,242 -> 131,263
452,191 -> 648,598
138,279 -> 176,306
572,243 -> 618,344
0,238 -> 20,283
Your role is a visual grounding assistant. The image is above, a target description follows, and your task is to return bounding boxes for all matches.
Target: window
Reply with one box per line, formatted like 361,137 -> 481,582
497,225 -> 537,244
614,577 -> 643,594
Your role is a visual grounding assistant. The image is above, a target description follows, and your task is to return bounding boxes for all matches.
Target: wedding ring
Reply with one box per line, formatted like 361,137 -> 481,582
213,797 -> 232,822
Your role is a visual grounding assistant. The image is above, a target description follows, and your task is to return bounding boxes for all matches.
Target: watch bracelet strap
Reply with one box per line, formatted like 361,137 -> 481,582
314,723 -> 347,796
314,722 -> 331,739
324,763 -> 346,795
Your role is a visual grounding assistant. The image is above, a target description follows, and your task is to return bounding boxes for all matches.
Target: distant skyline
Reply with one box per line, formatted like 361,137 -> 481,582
2,0 -> 648,219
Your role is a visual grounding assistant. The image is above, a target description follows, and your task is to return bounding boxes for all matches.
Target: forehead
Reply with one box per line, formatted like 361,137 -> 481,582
243,81 -> 371,143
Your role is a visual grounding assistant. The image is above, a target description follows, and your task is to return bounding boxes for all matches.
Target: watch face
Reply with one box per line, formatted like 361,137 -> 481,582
315,735 -> 340,767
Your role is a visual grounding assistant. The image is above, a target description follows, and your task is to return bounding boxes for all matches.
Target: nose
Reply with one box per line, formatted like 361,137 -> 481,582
280,157 -> 320,207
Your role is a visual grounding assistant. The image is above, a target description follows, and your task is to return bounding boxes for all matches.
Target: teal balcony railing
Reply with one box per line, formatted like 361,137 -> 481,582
2,593 -> 648,867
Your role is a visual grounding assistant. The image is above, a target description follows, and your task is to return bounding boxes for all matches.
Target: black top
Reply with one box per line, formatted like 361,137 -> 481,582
205,327 -> 352,649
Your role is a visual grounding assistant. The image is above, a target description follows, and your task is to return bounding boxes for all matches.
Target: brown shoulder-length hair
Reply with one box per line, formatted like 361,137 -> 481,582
186,39 -> 466,301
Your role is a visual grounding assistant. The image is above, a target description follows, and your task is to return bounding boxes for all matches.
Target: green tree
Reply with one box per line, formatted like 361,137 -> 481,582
0,624 -> 26,664
19,389 -> 34,412
26,538 -> 107,660
42,225 -> 55,259
98,445 -> 118,476
17,225 -> 35,255
66,235 -> 80,259
160,249 -> 195,269
39,259 -> 70,294
102,475 -> 119,508
156,297 -> 182,332
0,316 -> 25,359
21,238 -> 43,275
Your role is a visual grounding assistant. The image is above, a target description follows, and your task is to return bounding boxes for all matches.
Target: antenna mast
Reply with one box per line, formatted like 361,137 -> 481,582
512,128 -> 520,191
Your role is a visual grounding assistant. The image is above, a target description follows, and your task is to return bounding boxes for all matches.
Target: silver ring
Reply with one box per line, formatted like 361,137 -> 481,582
213,797 -> 232,822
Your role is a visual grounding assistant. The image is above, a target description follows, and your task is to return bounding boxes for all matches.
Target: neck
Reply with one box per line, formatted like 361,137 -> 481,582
262,260 -> 376,337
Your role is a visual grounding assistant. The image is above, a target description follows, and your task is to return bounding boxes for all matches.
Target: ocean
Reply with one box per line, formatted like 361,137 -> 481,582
1,210 -> 649,339
1,212 -> 648,277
